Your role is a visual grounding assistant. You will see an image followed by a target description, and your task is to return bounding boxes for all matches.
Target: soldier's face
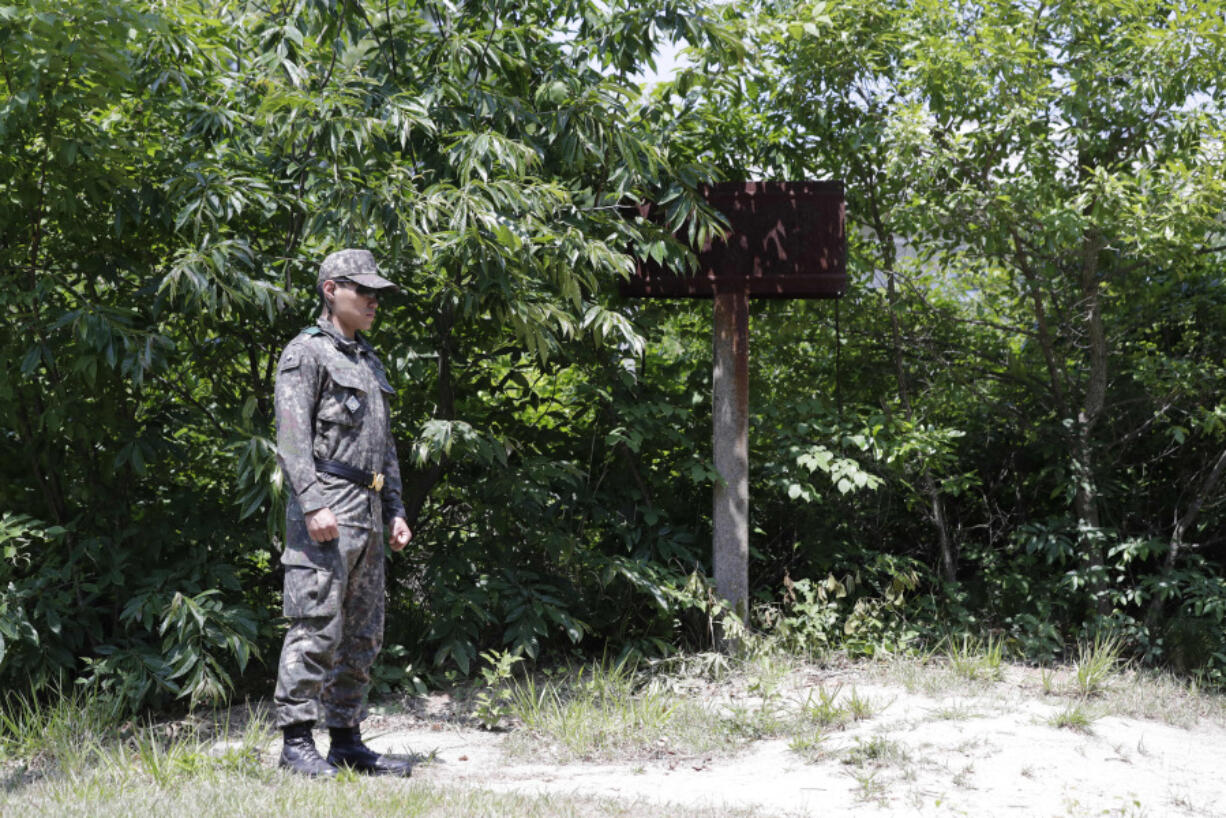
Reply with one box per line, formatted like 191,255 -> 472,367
324,279 -> 379,337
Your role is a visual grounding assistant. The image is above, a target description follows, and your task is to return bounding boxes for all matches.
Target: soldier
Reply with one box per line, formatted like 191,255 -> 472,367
272,248 -> 414,778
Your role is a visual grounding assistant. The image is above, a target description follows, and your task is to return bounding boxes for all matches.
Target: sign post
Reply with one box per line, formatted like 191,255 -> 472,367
712,285 -> 750,618
621,181 -> 847,622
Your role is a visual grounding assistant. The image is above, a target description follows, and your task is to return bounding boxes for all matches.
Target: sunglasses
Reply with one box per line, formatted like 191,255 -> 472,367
335,279 -> 382,299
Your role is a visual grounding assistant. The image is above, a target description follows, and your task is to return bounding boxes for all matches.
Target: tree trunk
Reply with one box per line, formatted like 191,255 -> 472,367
403,296 -> 456,525
1076,231 -> 1111,617
878,224 -> 956,581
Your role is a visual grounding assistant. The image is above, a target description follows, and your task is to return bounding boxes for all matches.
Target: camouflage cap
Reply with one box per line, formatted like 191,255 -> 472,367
317,249 -> 399,292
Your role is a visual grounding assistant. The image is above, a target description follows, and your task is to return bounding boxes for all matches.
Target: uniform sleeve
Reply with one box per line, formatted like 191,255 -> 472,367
380,424 -> 407,524
275,341 -> 328,514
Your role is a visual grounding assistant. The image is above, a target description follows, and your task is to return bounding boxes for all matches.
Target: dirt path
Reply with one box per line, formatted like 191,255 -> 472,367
269,665 -> 1226,817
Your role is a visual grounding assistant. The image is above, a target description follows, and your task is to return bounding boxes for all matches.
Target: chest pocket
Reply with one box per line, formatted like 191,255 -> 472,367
369,359 -> 396,396
317,362 -> 369,427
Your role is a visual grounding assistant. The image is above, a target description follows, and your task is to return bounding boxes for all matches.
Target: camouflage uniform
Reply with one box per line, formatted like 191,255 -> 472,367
273,316 -> 405,729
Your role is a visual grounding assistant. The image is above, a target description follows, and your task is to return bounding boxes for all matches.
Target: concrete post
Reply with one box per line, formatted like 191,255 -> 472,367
712,288 -> 750,623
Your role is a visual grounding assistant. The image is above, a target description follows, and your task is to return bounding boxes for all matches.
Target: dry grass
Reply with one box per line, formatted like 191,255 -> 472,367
4,650 -> 1226,818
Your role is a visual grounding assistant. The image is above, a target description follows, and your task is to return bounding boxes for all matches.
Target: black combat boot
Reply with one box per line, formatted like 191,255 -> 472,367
327,725 -> 413,777
279,722 -> 338,778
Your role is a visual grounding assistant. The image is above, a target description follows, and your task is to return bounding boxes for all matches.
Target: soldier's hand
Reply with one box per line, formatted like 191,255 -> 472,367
390,516 -> 412,551
306,507 -> 340,543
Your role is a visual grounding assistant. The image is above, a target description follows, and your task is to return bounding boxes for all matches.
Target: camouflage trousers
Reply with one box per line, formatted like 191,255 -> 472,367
274,520 -> 385,728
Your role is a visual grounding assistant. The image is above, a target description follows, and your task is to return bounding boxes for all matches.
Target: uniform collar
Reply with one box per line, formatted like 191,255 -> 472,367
314,317 -> 373,355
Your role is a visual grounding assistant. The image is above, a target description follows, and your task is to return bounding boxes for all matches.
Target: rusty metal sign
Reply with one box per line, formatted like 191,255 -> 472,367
619,181 -> 846,299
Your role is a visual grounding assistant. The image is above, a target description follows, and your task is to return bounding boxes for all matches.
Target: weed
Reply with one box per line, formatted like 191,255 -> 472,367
722,700 -> 782,740
743,653 -> 793,699
204,709 -> 272,778
130,725 -> 206,786
1112,799 -> 1147,817
1048,702 -> 1097,732
952,736 -> 991,755
843,686 -> 877,721
1073,632 -> 1124,696
946,634 -> 1004,682
788,730 -> 829,763
1092,668 -> 1226,728
846,767 -> 888,803
1,767 -> 759,817
1039,665 -> 1057,694
879,654 -> 929,693
793,682 -> 876,733
656,652 -> 735,683
506,659 -> 685,759
0,685 -> 116,777
931,701 -> 978,721
1169,789 -> 1209,814
470,649 -> 525,729
843,735 -> 910,768
798,685 -> 848,726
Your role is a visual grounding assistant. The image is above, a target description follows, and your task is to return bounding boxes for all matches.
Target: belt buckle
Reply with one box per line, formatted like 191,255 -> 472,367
369,472 -> 385,491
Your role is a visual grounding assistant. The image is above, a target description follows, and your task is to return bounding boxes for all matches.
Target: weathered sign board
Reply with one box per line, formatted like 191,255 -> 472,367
621,181 -> 846,298
620,181 -> 847,623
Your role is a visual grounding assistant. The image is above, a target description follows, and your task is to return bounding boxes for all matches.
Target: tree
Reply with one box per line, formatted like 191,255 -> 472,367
0,0 -> 736,705
660,0 -> 1226,661
897,0 -> 1226,620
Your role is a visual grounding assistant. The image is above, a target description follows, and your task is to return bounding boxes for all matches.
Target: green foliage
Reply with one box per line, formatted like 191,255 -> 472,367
757,547 -> 924,659
0,0 -> 737,711
763,575 -> 845,654
471,648 -> 526,730
3,0 -> 1226,720
369,643 -> 429,697
80,586 -> 258,717
670,0 -> 1226,682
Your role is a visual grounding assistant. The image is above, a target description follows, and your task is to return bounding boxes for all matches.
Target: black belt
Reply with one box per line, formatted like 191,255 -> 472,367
315,458 -> 385,491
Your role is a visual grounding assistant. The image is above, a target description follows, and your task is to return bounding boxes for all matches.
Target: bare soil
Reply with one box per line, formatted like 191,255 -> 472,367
251,662 -> 1226,817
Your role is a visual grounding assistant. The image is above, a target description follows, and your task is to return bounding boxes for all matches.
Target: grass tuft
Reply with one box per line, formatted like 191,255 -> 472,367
842,735 -> 911,768
931,701 -> 979,721
788,730 -> 829,763
1073,633 -> 1125,696
1048,702 -> 1097,733
946,634 -> 1004,682
501,651 -> 881,763
0,685 -> 117,779
507,659 -> 691,759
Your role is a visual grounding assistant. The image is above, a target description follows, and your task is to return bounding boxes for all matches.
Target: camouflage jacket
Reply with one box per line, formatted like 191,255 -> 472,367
274,318 -> 406,529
